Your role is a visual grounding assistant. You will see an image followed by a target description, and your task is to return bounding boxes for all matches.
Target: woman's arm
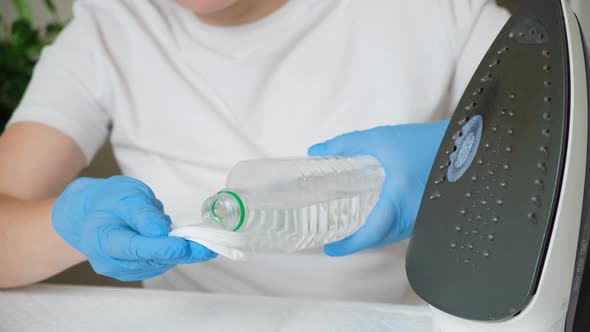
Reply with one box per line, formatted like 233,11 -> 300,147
0,122 -> 86,288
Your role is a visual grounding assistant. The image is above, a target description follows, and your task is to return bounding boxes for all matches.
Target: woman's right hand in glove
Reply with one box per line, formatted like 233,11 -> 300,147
52,176 -> 216,281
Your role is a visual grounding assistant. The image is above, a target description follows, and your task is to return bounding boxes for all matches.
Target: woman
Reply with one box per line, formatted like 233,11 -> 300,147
0,0 -> 508,304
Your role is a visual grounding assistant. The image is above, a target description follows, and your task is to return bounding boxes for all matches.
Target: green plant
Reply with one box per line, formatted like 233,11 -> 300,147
0,0 -> 64,131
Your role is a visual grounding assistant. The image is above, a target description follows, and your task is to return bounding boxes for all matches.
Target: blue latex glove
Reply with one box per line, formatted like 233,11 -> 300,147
52,176 -> 217,281
308,119 -> 450,256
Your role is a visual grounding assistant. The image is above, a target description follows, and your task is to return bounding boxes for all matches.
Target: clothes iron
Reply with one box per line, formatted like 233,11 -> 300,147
406,0 -> 589,331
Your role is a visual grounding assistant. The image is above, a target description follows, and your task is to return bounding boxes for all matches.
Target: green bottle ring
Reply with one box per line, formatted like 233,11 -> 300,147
215,190 -> 245,232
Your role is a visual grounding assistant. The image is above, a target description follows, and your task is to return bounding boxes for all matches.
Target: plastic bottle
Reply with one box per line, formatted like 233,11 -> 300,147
200,156 -> 384,252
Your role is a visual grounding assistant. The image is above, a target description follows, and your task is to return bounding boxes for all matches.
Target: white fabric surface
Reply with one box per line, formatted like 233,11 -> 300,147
0,284 -> 432,332
7,0 -> 509,303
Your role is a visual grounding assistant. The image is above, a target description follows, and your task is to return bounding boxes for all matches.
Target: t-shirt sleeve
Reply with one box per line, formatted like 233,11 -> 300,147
442,0 -> 511,115
7,1 -> 112,165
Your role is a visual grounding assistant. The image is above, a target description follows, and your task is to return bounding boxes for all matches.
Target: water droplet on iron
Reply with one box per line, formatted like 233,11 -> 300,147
466,192 -> 473,198
460,208 -> 467,215
481,73 -> 492,82
496,199 -> 503,206
532,195 -> 541,206
488,233 -> 496,241
507,128 -> 514,135
489,59 -> 500,67
434,176 -> 446,184
538,162 -> 547,172
508,92 -> 516,100
483,251 -> 491,258
492,216 -> 499,224
451,242 -> 457,249
528,212 -> 537,223
543,112 -> 552,120
430,192 -> 441,200
456,225 -> 462,232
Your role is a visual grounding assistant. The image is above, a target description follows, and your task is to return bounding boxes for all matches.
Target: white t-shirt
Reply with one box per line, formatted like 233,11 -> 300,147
9,0 -> 508,303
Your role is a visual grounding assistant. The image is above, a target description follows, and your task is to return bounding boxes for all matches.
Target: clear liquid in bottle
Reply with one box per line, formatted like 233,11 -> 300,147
201,156 -> 384,253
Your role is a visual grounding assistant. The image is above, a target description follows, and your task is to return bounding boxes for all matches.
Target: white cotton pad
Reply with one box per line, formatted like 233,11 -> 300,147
169,220 -> 248,260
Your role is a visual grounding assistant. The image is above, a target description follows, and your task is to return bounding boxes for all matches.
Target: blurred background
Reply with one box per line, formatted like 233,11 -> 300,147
0,0 -> 586,288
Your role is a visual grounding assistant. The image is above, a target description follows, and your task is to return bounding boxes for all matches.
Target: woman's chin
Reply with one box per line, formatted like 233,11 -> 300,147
175,0 -> 239,15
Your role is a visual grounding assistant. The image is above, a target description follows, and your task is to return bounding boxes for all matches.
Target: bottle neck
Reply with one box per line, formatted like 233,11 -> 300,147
201,190 -> 245,231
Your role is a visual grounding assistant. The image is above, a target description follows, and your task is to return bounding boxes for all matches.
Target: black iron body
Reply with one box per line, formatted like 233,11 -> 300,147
406,0 -> 590,328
